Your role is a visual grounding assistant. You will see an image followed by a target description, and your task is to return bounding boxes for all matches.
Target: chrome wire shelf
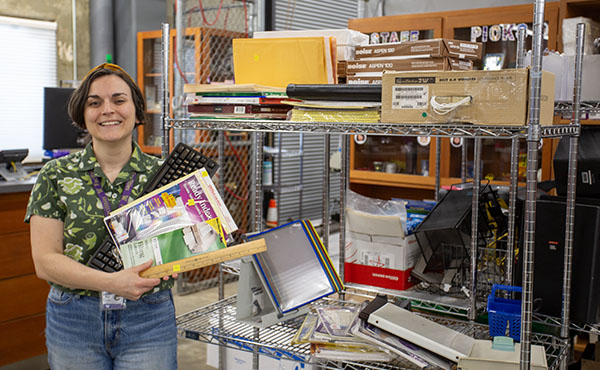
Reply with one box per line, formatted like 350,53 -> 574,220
168,118 -> 579,139
554,100 -> 600,114
344,283 -> 471,318
176,295 -> 567,370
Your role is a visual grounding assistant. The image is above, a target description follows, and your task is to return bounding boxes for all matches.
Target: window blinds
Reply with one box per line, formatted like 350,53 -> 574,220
0,16 -> 57,159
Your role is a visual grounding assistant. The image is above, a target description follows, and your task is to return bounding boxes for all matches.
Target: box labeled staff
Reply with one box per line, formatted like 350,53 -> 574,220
381,68 -> 555,125
344,208 -> 421,291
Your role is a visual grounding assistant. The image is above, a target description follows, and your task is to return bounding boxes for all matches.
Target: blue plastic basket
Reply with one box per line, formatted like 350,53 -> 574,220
487,284 -> 522,341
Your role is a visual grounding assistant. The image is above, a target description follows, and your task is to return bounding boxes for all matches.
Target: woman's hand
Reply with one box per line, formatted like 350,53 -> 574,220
110,260 -> 161,301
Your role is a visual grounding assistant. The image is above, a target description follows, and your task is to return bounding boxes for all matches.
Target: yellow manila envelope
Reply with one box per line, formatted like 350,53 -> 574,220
233,37 -> 332,88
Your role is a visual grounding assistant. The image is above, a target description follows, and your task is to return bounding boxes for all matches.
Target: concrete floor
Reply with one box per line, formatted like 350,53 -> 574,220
174,281 -> 239,370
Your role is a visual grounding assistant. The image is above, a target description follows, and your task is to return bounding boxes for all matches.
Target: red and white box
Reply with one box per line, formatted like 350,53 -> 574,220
344,208 -> 421,291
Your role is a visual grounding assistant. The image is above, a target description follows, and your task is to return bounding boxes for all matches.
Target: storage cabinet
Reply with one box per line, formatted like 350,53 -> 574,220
0,191 -> 49,367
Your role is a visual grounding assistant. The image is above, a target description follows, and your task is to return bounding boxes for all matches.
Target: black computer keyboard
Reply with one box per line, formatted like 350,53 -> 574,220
87,236 -> 124,272
88,143 -> 219,272
143,142 -> 219,194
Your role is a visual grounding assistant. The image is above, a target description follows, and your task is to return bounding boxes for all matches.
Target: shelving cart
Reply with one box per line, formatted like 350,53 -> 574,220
155,0 -> 600,367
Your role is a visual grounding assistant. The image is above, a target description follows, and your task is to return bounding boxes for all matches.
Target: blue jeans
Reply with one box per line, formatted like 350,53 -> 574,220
46,286 -> 177,370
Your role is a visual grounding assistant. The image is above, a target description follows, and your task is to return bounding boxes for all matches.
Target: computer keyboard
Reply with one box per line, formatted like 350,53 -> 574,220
87,236 -> 124,272
88,143 -> 219,273
143,142 -> 219,194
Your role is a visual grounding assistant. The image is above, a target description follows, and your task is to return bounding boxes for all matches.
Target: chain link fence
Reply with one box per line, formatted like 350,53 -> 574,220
172,0 -> 253,294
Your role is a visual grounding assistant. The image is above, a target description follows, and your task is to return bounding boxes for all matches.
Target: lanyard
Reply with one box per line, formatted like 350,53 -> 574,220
89,171 -> 137,217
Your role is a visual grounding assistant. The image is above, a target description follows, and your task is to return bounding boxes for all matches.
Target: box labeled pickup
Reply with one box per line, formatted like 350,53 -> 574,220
381,68 -> 555,125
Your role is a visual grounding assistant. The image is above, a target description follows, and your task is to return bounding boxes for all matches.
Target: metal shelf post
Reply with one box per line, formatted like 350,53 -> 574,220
559,22 -> 585,370
521,0 -> 546,368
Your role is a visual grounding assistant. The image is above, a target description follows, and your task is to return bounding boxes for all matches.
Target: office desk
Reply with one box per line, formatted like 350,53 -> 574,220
0,181 -> 50,367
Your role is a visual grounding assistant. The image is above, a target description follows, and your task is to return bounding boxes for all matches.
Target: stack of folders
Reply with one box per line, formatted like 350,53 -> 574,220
245,220 -> 343,315
291,303 -> 393,362
183,83 -> 297,120
284,83 -> 381,123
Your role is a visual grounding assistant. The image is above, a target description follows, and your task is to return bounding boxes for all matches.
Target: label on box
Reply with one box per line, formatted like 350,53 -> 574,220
360,250 -> 394,268
391,85 -> 428,109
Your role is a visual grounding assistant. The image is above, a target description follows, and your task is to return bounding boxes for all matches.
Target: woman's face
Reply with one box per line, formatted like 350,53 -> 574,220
83,74 -> 138,145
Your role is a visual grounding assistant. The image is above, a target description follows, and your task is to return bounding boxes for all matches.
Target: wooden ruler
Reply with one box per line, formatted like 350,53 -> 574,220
139,238 -> 266,279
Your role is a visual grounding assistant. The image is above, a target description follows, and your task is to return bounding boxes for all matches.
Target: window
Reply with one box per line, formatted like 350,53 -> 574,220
0,16 -> 57,160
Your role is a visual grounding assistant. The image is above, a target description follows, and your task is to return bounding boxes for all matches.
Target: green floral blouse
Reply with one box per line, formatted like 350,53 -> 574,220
25,141 -> 173,296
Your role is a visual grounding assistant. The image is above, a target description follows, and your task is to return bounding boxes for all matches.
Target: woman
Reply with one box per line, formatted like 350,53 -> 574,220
26,63 -> 177,369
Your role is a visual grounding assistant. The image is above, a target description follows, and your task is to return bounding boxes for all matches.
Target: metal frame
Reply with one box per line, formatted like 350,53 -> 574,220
160,0 -> 595,363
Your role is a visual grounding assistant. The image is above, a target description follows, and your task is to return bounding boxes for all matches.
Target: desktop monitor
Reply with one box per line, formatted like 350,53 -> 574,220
43,87 -> 88,150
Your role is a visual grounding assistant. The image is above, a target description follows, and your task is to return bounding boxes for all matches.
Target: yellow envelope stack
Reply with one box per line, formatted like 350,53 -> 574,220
232,37 -> 336,88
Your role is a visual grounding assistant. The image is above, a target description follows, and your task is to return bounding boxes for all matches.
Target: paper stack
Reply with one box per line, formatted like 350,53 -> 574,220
284,83 -> 381,123
291,304 -> 393,362
183,83 -> 297,120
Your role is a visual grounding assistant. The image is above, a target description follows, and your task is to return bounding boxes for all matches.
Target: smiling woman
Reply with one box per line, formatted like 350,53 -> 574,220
25,63 -> 178,370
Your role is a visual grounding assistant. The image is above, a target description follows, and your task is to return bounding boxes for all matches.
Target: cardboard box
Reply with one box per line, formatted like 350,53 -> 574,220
346,57 -> 472,74
562,17 -> 600,55
345,208 -> 420,291
207,341 -> 314,370
347,76 -> 382,85
344,233 -> 420,291
457,340 -> 548,370
355,38 -> 483,60
566,54 -> 600,102
381,68 -> 555,126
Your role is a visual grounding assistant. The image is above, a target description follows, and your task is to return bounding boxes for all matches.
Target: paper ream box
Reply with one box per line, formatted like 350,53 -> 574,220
346,57 -> 472,74
346,207 -> 405,239
355,38 -> 483,60
347,76 -> 382,85
381,68 -> 555,126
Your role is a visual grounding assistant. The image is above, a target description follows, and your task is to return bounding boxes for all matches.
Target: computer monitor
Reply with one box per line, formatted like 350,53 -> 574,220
43,87 -> 88,150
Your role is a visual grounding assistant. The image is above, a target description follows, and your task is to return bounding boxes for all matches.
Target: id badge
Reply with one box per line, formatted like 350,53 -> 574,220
101,291 -> 126,310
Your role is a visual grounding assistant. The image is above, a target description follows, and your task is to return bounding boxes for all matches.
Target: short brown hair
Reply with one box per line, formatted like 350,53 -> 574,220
68,63 -> 146,129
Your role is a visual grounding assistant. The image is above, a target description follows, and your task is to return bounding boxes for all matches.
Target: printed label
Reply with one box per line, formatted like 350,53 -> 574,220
391,85 -> 428,110
360,250 -> 394,268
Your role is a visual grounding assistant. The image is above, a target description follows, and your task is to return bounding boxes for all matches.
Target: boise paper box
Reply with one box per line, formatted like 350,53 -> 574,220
381,68 -> 555,126
345,233 -> 420,291
355,38 -> 483,60
344,208 -> 420,291
346,57 -> 473,74
347,76 -> 382,85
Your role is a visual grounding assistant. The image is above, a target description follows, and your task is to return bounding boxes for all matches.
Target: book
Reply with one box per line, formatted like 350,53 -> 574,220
184,93 -> 299,106
188,113 -> 289,120
187,104 -> 292,115
104,169 -> 238,270
183,83 -> 286,94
